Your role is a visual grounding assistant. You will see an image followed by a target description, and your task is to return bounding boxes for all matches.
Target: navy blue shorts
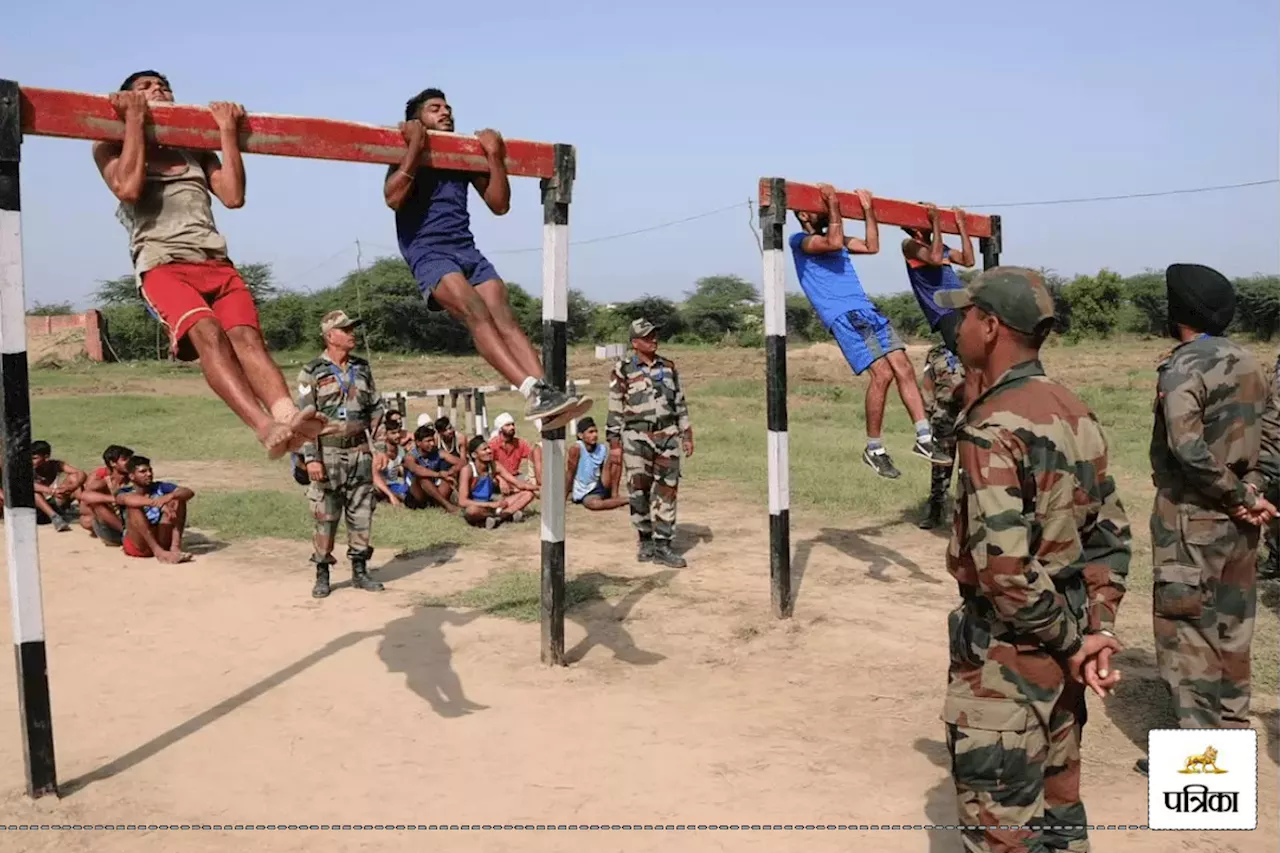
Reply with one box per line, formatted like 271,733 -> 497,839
410,248 -> 500,311
573,482 -> 610,504
830,308 -> 905,375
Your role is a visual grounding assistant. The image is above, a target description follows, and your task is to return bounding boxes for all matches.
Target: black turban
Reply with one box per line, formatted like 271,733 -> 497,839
1166,263 -> 1235,337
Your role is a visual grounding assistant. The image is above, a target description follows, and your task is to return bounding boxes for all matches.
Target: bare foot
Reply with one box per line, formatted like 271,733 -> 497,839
156,549 -> 182,565
289,406 -> 328,442
259,422 -> 294,459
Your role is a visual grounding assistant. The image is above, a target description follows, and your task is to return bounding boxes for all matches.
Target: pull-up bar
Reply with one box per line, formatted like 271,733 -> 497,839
18,86 -> 559,178
756,176 -> 1004,619
757,178 -> 996,240
0,79 -> 577,800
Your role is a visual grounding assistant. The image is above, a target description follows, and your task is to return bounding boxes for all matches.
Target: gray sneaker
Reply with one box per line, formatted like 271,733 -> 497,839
524,380 -> 577,422
862,447 -> 901,480
51,514 -> 71,533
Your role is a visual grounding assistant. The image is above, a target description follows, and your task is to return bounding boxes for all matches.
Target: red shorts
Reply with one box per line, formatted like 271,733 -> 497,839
139,260 -> 261,362
122,535 -> 154,559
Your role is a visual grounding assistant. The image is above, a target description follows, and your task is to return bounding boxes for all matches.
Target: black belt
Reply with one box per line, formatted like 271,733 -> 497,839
321,434 -> 368,450
626,419 -> 679,431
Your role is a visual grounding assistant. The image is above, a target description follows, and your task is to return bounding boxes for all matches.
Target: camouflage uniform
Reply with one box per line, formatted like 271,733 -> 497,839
938,269 -> 1131,853
920,341 -> 966,528
607,318 -> 692,568
1150,336 -> 1268,727
1258,353 -> 1280,579
298,310 -> 387,598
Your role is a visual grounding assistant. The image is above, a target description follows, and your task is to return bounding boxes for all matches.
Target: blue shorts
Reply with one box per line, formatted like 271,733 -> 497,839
386,481 -> 409,500
830,308 -> 905,375
573,482 -> 610,504
410,248 -> 500,311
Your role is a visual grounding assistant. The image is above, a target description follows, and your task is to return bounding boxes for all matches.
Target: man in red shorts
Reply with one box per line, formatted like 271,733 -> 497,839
116,455 -> 196,564
92,70 -> 326,458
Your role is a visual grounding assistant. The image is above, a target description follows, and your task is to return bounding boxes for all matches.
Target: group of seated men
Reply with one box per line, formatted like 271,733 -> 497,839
1,441 -> 197,564
371,409 -> 625,529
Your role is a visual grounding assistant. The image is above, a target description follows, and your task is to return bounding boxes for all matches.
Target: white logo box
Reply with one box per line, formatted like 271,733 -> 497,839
1148,728 -> 1257,831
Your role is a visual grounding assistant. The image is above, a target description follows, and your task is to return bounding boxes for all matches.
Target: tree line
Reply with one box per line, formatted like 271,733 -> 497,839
38,257 -> 1280,361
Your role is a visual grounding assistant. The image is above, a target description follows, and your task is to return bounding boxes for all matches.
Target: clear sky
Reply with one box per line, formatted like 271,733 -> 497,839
5,0 -> 1278,309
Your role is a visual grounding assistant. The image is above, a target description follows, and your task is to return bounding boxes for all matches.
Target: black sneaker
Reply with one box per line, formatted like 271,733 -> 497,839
913,435 -> 953,465
863,447 -> 901,480
524,380 -> 577,422
1135,758 -> 1148,776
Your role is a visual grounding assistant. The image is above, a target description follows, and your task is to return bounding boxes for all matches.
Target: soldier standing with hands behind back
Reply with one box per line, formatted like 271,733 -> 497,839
934,268 -> 1131,853
1136,264 -> 1277,775
607,319 -> 694,569
298,311 -> 388,600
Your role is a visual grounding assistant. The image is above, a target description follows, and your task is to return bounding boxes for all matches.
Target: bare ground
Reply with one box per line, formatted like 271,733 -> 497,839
0,475 -> 1275,853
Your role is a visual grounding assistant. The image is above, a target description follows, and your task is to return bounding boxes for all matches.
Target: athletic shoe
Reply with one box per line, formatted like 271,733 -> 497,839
912,435 -> 953,465
485,516 -> 500,530
51,515 -> 71,533
511,510 -> 525,523
863,447 -> 901,480
524,380 -> 577,422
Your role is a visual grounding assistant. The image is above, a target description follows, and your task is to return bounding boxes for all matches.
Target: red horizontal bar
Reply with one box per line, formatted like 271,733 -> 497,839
759,179 -> 993,239
17,86 -> 560,179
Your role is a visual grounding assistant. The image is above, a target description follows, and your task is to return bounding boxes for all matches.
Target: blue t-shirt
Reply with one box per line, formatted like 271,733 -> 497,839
393,167 -> 476,268
905,247 -> 963,331
788,232 -> 876,329
117,481 -> 178,526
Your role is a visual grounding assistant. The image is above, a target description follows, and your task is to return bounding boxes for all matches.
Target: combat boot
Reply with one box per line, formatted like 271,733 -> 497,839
1260,546 -> 1280,581
652,541 -> 687,569
919,466 -> 952,530
637,534 -> 655,563
350,556 -> 384,592
311,558 -> 332,599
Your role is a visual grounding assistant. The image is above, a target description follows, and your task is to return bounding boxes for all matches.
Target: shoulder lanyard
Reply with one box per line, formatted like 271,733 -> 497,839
633,355 -> 664,384
328,362 -> 358,419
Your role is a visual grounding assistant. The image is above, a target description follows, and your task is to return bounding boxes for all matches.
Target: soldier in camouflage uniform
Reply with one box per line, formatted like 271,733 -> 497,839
297,310 -> 388,599
1144,264 -> 1276,749
606,318 -> 693,570
935,268 -> 1131,853
1258,352 -> 1280,580
919,311 -> 967,529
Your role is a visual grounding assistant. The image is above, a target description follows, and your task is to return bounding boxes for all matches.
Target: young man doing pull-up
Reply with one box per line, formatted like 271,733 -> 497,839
790,184 -> 949,478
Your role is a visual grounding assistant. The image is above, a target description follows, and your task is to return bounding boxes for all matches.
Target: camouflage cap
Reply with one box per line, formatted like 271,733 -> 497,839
934,266 -> 1056,335
630,317 -> 657,338
320,309 -> 362,334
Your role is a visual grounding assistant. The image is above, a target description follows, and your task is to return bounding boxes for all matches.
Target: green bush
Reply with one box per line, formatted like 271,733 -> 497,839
1062,270 -> 1124,342
1232,275 -> 1280,341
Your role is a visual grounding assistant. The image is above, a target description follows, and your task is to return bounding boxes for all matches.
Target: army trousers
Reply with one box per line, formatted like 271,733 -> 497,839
1150,490 -> 1258,728
944,619 -> 1089,853
307,445 -> 376,564
622,425 -> 681,541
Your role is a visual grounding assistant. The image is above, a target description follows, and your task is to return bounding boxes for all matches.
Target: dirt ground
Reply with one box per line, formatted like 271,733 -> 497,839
0,467 -> 1275,852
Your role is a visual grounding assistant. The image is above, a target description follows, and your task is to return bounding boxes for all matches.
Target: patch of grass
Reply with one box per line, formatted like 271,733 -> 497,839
31,395 -> 267,469
418,569 -> 637,622
192,489 -> 481,553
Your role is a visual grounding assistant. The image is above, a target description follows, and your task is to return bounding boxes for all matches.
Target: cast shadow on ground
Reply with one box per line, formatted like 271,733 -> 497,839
565,570 -> 678,665
327,542 -> 460,592
61,628 -> 383,796
378,606 -> 488,718
671,523 -> 713,556
182,530 -> 229,556
913,737 -> 961,853
792,526 -> 944,606
1100,647 -> 1177,753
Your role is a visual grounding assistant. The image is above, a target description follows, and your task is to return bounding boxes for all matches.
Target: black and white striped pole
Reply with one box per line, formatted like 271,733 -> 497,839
760,177 -> 792,619
0,80 -> 58,797
539,143 -> 574,665
980,214 -> 1002,271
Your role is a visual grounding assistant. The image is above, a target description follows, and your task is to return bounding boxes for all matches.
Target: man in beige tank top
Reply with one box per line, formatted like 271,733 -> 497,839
92,70 -> 326,459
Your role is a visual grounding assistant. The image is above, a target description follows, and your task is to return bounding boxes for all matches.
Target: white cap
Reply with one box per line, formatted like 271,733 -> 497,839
493,412 -> 516,431
417,413 -> 432,428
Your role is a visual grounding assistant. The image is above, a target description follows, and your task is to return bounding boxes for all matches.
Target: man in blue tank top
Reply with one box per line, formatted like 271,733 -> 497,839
383,88 -> 589,430
901,202 -> 976,332
790,184 -> 950,479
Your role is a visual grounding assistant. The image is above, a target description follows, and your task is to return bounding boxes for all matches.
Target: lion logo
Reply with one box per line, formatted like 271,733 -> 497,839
1178,746 -> 1227,774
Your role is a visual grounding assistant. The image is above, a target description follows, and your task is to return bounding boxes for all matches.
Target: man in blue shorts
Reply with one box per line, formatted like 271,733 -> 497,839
901,202 -> 976,328
384,88 -> 589,431
791,184 -> 949,479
